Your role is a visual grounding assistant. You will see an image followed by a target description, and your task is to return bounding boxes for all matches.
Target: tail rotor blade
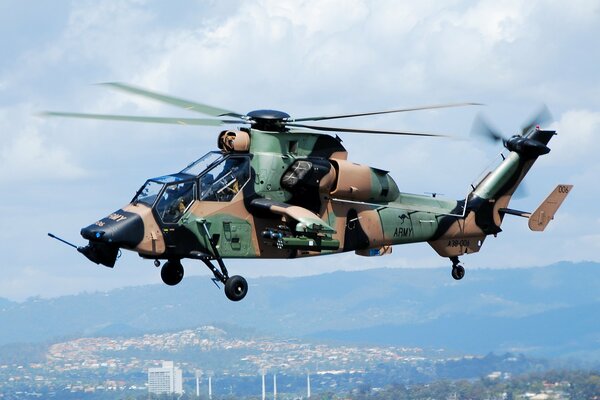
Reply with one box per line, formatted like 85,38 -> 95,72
520,104 -> 553,136
513,180 -> 530,199
470,113 -> 504,143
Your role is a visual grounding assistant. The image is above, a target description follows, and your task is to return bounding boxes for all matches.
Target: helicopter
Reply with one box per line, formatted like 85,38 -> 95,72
46,83 -> 572,301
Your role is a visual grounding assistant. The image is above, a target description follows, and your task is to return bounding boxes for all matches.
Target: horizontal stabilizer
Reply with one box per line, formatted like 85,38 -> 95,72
528,184 -> 573,231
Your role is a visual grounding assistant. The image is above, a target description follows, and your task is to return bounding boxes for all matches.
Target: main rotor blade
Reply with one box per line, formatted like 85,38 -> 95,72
513,180 -> 530,200
100,82 -> 245,118
290,102 -> 482,123
287,123 -> 451,137
41,111 -> 244,126
520,104 -> 553,136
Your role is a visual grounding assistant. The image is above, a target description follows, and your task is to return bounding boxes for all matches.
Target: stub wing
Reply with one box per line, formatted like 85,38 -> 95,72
251,198 -> 336,234
528,184 -> 573,231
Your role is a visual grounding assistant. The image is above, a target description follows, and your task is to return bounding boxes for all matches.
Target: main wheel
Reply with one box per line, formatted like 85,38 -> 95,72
224,275 -> 248,301
451,265 -> 465,280
161,260 -> 184,286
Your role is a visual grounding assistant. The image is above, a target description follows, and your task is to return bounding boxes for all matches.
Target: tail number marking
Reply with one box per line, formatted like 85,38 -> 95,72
448,239 -> 470,247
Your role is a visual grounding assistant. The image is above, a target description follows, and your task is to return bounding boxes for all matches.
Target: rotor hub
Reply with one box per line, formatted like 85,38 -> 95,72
247,109 -> 290,131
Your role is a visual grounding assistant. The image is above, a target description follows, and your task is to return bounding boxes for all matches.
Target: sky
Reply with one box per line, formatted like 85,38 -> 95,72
0,0 -> 599,301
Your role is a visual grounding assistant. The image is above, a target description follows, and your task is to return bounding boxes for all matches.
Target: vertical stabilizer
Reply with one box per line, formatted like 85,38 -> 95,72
528,184 -> 573,231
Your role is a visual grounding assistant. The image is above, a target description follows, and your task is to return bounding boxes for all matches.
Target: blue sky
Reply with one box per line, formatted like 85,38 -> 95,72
1,0 -> 599,300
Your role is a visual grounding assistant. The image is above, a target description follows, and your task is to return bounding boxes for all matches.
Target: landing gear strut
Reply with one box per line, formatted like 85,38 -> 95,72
197,221 -> 248,302
450,256 -> 465,280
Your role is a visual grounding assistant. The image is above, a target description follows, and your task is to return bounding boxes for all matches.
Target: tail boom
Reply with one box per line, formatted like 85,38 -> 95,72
428,128 -> 560,258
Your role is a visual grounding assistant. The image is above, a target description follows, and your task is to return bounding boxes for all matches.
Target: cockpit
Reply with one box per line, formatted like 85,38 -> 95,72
132,151 -> 251,224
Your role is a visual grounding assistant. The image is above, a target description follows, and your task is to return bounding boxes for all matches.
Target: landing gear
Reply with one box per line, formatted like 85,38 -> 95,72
452,265 -> 465,280
450,256 -> 465,280
196,221 -> 249,302
224,275 -> 248,302
161,259 -> 184,286
199,255 -> 249,302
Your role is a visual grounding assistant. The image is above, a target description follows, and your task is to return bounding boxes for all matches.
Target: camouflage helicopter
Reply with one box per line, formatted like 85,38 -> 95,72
47,83 -> 572,301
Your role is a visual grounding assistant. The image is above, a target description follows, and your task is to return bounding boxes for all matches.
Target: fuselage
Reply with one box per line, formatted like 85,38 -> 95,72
79,127 -> 555,267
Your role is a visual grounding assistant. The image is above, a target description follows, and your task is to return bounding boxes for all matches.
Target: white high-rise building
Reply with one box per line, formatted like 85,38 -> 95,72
148,361 -> 183,395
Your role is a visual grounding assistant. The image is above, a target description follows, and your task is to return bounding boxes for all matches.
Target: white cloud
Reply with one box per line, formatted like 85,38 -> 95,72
0,107 -> 87,183
549,109 -> 600,163
0,129 -> 86,183
264,0 -> 370,36
0,0 -> 599,300
458,0 -> 533,44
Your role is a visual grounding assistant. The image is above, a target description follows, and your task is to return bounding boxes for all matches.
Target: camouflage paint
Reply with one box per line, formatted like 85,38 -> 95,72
79,126 -> 566,269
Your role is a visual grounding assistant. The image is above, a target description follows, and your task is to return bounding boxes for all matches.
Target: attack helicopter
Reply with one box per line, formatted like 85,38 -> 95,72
47,83 -> 572,301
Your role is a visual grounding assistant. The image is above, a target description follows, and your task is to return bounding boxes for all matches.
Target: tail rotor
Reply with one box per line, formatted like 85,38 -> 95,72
471,104 -> 554,144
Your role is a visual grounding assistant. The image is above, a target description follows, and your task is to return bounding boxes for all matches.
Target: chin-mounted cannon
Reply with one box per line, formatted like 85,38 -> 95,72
48,233 -> 120,268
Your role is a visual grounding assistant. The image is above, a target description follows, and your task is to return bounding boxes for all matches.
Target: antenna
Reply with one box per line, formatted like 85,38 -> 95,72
262,373 -> 266,400
208,375 -> 212,400
195,370 -> 201,397
307,373 -> 311,398
273,373 -> 277,400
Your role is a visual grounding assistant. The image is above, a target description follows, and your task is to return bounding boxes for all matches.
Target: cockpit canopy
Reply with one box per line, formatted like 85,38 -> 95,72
132,151 -> 251,223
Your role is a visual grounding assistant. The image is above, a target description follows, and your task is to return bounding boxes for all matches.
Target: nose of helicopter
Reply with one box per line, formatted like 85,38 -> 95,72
80,210 -> 145,248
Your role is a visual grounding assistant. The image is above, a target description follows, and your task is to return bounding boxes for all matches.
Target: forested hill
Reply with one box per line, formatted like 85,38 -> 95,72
1,261 -> 598,359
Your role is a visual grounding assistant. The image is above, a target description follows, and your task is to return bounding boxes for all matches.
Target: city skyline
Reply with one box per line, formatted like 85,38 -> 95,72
0,323 -> 563,398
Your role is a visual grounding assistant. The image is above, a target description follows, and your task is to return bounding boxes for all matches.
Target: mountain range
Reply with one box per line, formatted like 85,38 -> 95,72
1,261 -> 598,360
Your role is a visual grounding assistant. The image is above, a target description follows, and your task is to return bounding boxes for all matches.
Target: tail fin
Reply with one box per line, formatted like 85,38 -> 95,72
528,184 -> 573,231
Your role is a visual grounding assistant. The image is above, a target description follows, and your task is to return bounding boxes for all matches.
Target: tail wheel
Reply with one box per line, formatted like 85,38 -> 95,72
451,265 -> 465,280
224,275 -> 248,301
161,260 -> 184,286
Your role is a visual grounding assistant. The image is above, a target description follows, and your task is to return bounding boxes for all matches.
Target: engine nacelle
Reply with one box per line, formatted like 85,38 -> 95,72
329,159 -> 399,202
217,130 -> 251,153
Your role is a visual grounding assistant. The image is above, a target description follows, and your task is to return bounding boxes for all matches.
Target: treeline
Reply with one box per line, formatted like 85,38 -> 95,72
0,342 -> 48,364
348,370 -> 600,400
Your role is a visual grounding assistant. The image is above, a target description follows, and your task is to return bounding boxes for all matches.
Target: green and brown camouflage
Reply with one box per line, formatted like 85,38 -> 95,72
47,83 -> 572,301
79,125 -> 568,264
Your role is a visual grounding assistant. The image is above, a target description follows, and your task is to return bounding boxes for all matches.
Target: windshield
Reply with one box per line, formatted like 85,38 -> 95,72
132,175 -> 187,206
200,157 -> 250,202
156,181 -> 196,223
132,180 -> 163,206
180,151 -> 223,177
131,153 -> 249,215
